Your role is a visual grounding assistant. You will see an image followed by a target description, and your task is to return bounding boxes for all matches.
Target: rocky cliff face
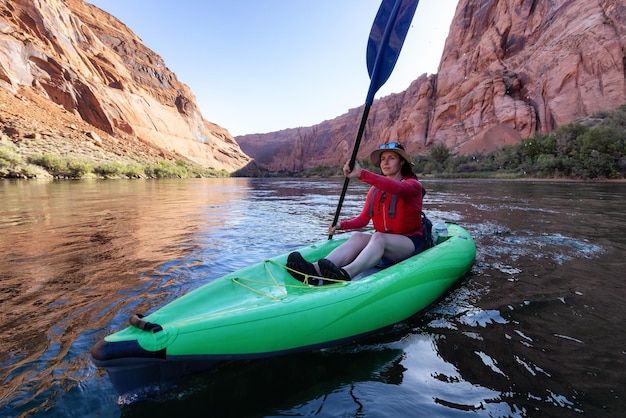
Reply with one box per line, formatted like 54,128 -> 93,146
0,0 -> 250,172
237,0 -> 626,172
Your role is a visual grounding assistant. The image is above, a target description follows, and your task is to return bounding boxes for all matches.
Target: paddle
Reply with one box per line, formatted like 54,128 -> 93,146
329,0 -> 419,239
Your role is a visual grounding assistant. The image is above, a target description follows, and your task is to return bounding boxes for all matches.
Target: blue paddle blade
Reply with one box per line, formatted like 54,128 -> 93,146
365,0 -> 419,105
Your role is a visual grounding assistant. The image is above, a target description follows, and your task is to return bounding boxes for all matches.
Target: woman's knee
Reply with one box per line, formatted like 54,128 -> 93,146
347,232 -> 372,246
366,232 -> 389,249
369,232 -> 387,243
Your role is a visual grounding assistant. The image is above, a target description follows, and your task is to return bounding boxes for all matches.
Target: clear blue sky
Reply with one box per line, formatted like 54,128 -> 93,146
87,1 -> 457,136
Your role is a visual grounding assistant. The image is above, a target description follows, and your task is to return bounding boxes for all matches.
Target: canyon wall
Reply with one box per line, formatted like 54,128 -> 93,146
238,0 -> 626,172
0,0 -> 250,171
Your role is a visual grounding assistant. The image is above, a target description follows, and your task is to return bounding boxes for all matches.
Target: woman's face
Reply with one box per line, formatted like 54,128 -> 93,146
379,151 -> 403,177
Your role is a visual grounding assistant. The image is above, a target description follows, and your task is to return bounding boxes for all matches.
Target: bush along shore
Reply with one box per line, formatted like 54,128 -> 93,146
3,105 -> 625,180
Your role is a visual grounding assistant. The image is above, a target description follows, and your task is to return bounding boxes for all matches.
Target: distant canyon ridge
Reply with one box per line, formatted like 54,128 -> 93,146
0,0 -> 624,175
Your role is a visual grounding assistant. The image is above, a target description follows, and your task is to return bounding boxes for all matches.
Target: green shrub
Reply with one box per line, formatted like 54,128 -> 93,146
0,146 -> 23,168
66,159 -> 92,177
27,154 -> 92,178
28,153 -> 68,177
122,163 -> 145,178
151,160 -> 181,178
0,147 -> 24,168
429,142 -> 451,164
94,161 -> 124,177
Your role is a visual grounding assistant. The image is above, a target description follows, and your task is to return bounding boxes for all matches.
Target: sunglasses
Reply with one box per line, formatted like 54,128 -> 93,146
378,142 -> 405,151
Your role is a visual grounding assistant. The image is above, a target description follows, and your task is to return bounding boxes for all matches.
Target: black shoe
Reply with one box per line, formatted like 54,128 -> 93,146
287,252 -> 323,285
318,258 -> 351,282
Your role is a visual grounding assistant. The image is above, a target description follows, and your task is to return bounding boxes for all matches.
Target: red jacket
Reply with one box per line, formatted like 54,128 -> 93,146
340,169 -> 424,236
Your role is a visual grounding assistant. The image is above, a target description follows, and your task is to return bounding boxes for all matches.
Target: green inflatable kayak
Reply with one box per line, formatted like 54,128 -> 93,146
92,223 -> 475,396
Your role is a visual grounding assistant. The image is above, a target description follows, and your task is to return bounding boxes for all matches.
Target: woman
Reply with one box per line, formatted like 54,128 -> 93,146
287,142 -> 426,285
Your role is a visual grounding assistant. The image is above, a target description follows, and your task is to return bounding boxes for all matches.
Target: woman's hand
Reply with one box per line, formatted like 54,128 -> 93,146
328,221 -> 341,235
343,160 -> 362,178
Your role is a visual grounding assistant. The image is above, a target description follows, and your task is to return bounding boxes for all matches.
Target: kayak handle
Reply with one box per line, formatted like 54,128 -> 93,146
129,314 -> 163,333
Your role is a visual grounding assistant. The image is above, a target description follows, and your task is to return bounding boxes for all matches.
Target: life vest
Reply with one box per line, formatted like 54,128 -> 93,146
367,187 -> 421,234
367,186 -> 426,218
367,187 -> 397,218
367,186 -> 429,240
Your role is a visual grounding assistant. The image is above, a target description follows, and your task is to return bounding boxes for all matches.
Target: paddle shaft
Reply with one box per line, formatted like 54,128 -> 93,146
328,104 -> 370,239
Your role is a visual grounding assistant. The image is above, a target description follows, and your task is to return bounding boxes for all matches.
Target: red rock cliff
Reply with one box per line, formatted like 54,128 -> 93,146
237,0 -> 626,172
0,0 -> 250,171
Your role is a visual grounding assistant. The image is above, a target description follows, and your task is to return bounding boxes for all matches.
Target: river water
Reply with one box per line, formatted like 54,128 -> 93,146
0,178 -> 624,417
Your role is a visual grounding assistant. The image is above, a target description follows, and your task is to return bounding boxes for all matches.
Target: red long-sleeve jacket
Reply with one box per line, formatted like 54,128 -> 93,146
339,169 -> 424,236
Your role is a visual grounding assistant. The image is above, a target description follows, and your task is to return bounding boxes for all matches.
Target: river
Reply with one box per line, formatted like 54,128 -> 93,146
0,178 -> 624,417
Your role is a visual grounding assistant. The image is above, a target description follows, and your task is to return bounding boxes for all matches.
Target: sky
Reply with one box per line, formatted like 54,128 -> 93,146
87,1 -> 458,137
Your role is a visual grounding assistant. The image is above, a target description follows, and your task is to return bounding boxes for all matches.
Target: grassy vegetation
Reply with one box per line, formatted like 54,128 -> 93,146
300,103 -> 626,180
425,104 -> 626,180
0,147 -> 230,179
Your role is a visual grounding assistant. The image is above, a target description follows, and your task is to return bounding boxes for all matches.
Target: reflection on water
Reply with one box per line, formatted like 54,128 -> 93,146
0,178 -> 624,417
119,346 -> 407,417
